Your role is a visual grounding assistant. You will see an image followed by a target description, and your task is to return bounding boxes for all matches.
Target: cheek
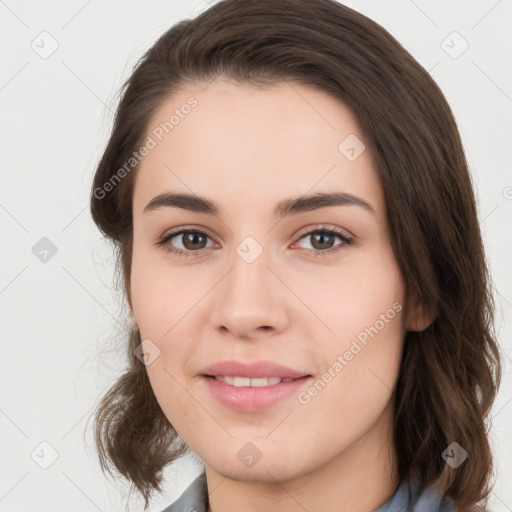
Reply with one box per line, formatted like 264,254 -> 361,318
300,247 -> 405,405
130,242 -> 182,337
129,245 -> 199,390
130,253 -> 197,427
297,247 -> 405,343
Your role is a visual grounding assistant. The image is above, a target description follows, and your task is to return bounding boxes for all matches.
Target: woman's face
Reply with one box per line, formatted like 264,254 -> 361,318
130,78 -> 418,482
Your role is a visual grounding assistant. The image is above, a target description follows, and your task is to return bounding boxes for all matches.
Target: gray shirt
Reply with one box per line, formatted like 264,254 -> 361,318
161,471 -> 458,511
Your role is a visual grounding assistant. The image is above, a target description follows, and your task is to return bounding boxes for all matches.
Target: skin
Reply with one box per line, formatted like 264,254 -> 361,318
129,77 -> 431,512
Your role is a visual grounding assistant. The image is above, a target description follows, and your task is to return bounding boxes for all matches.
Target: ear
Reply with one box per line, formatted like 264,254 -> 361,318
405,297 -> 436,332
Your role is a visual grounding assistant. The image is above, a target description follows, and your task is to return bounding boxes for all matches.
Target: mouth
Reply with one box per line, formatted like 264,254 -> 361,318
201,374 -> 313,411
203,375 -> 308,387
198,360 -> 312,410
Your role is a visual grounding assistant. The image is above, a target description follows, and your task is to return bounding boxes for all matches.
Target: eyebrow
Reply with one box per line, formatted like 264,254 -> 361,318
143,191 -> 376,219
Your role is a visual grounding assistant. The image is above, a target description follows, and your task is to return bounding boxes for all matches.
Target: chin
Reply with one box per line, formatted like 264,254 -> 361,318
205,447 -> 314,483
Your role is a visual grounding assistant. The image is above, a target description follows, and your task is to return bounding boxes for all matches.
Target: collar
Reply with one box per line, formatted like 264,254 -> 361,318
161,470 -> 457,512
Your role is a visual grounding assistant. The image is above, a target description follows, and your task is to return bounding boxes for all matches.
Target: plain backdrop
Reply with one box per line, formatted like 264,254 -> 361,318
0,1 -> 511,511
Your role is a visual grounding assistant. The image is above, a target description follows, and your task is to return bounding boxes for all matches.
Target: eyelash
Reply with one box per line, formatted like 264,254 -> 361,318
155,224 -> 354,259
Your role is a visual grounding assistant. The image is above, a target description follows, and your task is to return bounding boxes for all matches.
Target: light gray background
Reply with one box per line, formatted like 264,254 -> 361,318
1,1 -> 511,511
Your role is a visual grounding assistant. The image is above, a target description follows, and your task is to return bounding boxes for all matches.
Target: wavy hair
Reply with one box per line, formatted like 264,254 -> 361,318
89,0 -> 502,510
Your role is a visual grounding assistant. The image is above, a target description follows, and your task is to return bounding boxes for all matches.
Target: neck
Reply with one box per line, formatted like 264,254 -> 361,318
205,403 -> 399,512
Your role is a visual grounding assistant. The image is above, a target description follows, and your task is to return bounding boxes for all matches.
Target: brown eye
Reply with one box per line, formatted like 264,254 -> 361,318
178,231 -> 209,250
156,229 -> 214,256
295,225 -> 354,258
308,232 -> 337,250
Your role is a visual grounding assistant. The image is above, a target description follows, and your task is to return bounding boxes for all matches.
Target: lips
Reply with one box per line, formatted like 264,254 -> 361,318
200,359 -> 310,380
202,372 -> 313,411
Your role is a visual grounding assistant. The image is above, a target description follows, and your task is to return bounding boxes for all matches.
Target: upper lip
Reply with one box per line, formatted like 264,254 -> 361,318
200,360 -> 310,379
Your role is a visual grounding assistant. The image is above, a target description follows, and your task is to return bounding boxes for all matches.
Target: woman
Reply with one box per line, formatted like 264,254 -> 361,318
89,1 -> 502,510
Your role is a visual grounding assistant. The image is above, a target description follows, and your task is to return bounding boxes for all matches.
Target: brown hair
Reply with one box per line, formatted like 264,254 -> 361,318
89,0 -> 502,510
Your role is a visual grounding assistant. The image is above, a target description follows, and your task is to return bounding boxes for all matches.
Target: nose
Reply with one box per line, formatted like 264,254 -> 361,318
209,244 -> 289,340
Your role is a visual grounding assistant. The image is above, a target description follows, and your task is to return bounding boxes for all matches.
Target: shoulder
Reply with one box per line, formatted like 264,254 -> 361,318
160,471 -> 208,512
376,477 -> 458,512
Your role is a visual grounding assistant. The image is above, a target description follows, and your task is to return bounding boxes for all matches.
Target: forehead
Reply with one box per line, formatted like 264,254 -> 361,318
132,78 -> 383,219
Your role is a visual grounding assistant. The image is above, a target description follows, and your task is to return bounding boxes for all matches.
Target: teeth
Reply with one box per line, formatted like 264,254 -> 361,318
214,376 -> 286,387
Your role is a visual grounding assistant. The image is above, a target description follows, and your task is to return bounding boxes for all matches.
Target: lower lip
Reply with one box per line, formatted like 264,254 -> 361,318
201,375 -> 312,412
